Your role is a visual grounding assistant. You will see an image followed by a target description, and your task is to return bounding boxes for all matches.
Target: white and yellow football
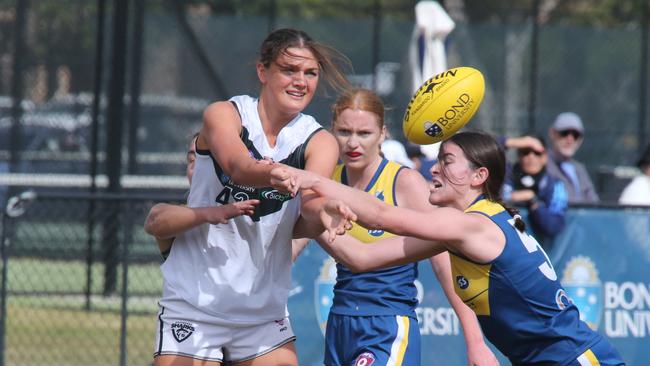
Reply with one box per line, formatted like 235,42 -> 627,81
403,66 -> 485,145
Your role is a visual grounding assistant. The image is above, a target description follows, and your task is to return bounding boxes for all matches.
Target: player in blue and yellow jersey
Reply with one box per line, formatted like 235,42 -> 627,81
272,130 -> 625,366
311,90 -> 497,366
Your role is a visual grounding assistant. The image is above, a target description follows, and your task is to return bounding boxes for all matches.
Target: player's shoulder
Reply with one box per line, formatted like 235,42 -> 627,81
393,166 -> 431,210
395,165 -> 427,188
203,100 -> 238,120
307,128 -> 336,147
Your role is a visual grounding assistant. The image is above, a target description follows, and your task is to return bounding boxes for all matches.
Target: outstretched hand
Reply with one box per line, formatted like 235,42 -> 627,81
270,166 -> 321,197
320,200 -> 357,243
201,199 -> 260,225
223,199 -> 260,221
270,166 -> 297,196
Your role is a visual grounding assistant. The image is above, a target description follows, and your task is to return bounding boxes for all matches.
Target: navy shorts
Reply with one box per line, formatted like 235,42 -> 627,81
324,313 -> 420,366
566,337 -> 625,366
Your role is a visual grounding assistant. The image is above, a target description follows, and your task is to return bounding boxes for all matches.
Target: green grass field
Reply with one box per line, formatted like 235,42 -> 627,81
2,258 -> 162,366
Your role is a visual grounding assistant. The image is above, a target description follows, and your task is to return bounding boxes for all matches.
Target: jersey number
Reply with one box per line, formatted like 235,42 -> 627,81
215,186 -> 250,204
508,218 -> 558,281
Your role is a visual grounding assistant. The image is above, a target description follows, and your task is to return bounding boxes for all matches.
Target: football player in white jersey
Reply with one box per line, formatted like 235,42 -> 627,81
145,133 -> 260,260
152,28 -> 350,366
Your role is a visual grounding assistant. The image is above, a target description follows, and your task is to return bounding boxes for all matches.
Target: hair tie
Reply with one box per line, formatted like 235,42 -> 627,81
514,214 -> 522,221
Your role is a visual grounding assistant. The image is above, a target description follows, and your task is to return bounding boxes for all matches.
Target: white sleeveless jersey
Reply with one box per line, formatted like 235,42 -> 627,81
160,95 -> 323,325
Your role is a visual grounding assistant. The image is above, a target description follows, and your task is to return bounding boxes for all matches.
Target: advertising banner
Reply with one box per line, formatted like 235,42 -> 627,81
288,207 -> 649,365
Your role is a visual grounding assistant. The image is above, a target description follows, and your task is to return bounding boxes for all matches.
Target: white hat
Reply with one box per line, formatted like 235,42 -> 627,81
552,112 -> 584,132
381,139 -> 414,168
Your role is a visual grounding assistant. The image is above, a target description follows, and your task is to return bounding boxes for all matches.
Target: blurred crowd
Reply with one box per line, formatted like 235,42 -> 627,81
382,111 -> 650,251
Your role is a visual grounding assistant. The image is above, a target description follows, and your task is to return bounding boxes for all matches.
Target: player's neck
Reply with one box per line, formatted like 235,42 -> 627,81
345,157 -> 383,190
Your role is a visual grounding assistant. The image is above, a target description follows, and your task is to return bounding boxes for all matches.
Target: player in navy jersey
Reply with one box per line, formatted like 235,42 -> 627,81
310,89 -> 496,366
272,130 -> 625,366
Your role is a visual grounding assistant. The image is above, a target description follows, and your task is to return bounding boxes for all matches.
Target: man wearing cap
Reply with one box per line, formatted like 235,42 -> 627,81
619,144 -> 650,206
546,112 -> 600,203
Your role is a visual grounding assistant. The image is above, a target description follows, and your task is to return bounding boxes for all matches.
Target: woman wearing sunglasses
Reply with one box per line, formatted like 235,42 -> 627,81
502,135 -> 568,250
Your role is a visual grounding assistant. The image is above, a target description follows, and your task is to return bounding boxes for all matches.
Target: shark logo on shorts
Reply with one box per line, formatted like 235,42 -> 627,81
171,321 -> 195,343
274,319 -> 288,332
562,256 -> 603,330
355,352 -> 376,366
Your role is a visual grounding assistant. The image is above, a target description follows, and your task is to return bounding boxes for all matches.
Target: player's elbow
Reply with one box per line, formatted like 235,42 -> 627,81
144,204 -> 166,237
226,168 -> 247,184
339,255 -> 378,273
225,164 -> 262,187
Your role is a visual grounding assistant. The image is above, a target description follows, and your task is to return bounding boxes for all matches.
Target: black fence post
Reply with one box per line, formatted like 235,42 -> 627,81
103,0 -> 129,296
0,213 -> 10,366
86,0 -> 107,311
267,0 -> 276,34
0,190 -> 36,366
8,0 -> 28,174
639,0 -> 649,151
127,0 -> 145,175
371,0 -> 381,91
528,0 -> 540,133
118,200 -> 131,366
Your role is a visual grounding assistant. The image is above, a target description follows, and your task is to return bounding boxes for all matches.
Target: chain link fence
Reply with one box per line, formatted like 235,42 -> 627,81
0,191 -> 181,366
0,1 -> 649,364
0,1 -> 648,188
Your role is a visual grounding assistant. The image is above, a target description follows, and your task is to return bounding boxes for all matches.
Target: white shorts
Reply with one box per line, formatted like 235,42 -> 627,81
153,298 -> 296,363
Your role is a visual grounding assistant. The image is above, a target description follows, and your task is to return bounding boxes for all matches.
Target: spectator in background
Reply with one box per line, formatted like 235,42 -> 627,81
381,137 -> 414,168
404,142 -> 424,171
503,135 -> 568,250
619,144 -> 650,206
405,142 -> 438,181
546,112 -> 600,203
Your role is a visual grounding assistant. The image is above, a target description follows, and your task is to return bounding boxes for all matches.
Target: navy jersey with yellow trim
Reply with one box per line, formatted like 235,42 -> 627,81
451,198 -> 600,365
330,158 -> 419,317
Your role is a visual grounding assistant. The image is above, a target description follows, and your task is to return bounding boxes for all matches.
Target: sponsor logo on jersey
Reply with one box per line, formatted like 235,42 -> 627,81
171,321 -> 195,343
562,256 -> 602,330
354,352 -> 376,366
261,189 -> 291,202
456,275 -> 469,289
315,257 -> 336,336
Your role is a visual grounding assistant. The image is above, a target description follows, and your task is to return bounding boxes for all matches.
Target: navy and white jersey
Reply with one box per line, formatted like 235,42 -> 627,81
451,198 -> 601,365
330,159 -> 419,317
160,94 -> 323,325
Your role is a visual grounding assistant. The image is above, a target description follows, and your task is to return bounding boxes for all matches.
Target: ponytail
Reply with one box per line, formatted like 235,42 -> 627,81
498,200 -> 526,232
